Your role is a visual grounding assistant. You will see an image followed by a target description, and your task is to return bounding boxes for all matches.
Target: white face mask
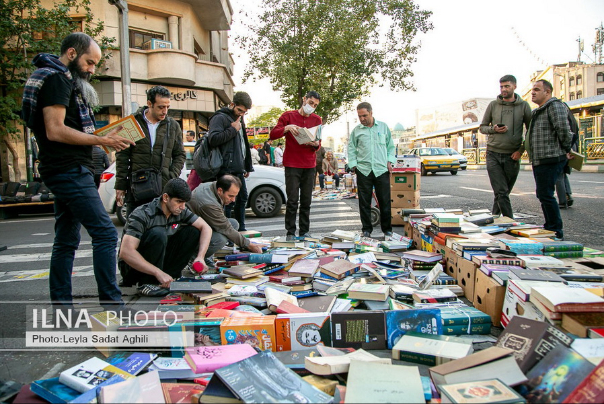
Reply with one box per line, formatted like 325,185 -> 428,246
302,103 -> 315,115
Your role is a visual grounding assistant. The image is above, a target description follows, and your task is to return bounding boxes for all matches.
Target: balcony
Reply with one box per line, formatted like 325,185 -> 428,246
180,0 -> 232,31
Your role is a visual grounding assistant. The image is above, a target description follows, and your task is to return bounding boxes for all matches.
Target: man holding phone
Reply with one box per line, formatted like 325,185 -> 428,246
479,75 -> 532,219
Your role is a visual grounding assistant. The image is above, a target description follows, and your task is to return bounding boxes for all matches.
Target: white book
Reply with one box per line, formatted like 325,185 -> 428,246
59,357 -> 134,393
293,125 -> 322,144
305,349 -> 391,375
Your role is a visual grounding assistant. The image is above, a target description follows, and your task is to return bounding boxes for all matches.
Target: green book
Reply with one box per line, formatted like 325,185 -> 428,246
440,307 -> 492,326
544,250 -> 584,258
442,323 -> 491,335
540,240 -> 583,252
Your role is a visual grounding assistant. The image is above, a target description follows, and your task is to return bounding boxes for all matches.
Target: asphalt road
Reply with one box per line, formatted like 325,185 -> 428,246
0,168 -> 602,383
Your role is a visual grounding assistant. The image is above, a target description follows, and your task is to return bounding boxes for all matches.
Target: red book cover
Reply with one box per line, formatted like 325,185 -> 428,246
207,301 -> 240,310
276,300 -> 310,314
562,360 -> 604,403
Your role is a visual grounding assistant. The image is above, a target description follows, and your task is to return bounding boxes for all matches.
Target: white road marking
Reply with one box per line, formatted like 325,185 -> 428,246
460,187 -> 492,193
577,181 -> 604,184
0,250 -> 94,264
8,242 -> 92,250
421,195 -> 451,199
32,233 -> 51,236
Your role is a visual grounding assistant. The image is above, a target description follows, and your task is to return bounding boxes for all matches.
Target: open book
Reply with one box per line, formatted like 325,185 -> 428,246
293,125 -> 322,145
94,115 -> 145,153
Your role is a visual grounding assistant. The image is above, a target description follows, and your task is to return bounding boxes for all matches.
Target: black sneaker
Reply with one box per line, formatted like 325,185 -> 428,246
567,194 -> 574,207
362,231 -> 371,238
137,284 -> 170,297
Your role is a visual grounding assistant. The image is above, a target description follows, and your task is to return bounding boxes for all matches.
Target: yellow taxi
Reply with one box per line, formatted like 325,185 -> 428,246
408,147 -> 460,176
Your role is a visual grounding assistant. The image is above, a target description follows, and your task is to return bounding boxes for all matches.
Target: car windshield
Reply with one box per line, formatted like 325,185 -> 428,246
443,148 -> 461,155
419,148 -> 449,156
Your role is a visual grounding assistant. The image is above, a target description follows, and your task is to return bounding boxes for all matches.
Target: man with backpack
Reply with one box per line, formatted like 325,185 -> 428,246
206,92 -> 254,231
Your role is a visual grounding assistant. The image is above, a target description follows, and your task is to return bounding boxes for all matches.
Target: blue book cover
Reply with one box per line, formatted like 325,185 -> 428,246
112,353 -> 157,375
385,309 -> 442,349
31,375 -> 125,404
169,319 -> 223,357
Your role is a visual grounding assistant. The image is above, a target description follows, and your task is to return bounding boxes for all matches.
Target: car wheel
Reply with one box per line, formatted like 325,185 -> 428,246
116,203 -> 128,225
421,164 -> 427,176
370,206 -> 381,228
461,166 -> 467,170
450,170 -> 458,175
250,187 -> 282,218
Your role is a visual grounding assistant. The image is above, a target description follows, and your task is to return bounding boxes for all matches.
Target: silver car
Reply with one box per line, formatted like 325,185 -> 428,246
443,148 -> 468,170
99,142 -> 287,224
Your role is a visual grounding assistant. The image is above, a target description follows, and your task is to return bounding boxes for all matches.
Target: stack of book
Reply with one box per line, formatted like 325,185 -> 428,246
431,213 -> 462,234
541,239 -> 584,258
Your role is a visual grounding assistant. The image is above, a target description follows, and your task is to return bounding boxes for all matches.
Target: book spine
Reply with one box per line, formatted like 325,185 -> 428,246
249,254 -> 276,264
430,279 -> 457,285
442,323 -> 491,335
264,265 -> 286,275
562,366 -> 604,403
542,244 -> 583,252
544,251 -> 584,258
441,314 -> 491,326
225,253 -> 251,261
415,296 -> 457,304
395,351 -> 437,366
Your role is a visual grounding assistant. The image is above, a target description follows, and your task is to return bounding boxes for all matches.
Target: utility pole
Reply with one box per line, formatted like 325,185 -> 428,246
108,0 -> 132,117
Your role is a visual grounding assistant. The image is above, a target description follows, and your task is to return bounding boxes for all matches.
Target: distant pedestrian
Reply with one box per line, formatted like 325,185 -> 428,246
92,145 -> 110,188
479,74 -> 531,219
250,144 -> 260,165
262,139 -> 273,165
348,102 -> 395,238
186,130 -> 195,142
319,151 -> 339,190
523,80 -> 572,240
270,91 -> 322,239
21,32 -> 133,311
274,143 -> 284,167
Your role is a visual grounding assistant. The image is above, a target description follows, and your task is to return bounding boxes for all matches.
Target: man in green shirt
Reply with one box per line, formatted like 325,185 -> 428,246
348,102 -> 396,238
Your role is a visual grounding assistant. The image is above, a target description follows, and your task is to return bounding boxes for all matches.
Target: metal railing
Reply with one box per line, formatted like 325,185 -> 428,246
584,137 -> 604,159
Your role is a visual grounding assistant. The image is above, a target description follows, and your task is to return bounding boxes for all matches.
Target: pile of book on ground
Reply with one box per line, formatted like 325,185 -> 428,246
11,217 -> 604,403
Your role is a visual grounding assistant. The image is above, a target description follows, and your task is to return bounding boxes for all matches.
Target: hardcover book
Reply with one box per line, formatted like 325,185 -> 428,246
330,311 -> 386,350
220,315 -> 277,352
184,344 -> 258,374
264,286 -> 298,312
93,114 -> 145,153
413,288 -> 457,303
58,357 -> 134,393
385,308 -> 442,349
496,316 -> 573,373
288,259 -> 320,277
347,283 -> 390,301
98,371 -> 162,404
440,307 -> 492,326
320,260 -> 360,279
297,295 -> 337,313
438,378 -> 526,403
215,350 -> 332,403
531,286 -> 604,313
273,348 -> 321,369
304,349 -> 391,375
562,312 -> 604,337
562,359 -> 604,403
275,313 -> 331,351
392,332 -> 474,366
161,383 -> 206,404
525,344 -> 595,404
169,280 -> 213,293
222,266 -> 263,280
508,268 -> 565,282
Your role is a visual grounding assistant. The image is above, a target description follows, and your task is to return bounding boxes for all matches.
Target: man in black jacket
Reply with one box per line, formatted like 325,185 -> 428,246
207,92 -> 254,231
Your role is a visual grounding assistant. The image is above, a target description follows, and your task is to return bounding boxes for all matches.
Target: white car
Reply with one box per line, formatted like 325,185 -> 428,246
99,142 -> 287,224
442,148 -> 468,170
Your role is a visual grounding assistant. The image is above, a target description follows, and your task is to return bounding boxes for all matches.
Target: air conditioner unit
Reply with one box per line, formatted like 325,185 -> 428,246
142,39 -> 172,50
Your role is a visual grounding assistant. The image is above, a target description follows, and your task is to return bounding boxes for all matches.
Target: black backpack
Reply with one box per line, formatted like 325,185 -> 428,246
258,148 -> 268,165
193,136 -> 223,181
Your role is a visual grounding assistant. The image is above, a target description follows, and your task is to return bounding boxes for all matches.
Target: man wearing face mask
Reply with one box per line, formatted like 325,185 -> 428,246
207,92 -> 254,232
270,91 -> 322,239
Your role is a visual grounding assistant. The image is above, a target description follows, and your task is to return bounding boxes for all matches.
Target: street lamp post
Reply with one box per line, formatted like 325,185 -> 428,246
108,0 -> 132,117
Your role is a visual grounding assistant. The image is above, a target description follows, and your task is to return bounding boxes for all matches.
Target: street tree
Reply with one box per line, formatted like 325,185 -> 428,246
247,107 -> 285,128
0,0 -> 113,182
237,0 -> 432,124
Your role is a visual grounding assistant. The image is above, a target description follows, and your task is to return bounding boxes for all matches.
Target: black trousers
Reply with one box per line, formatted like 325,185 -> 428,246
486,151 -> 520,218
284,167 -> 315,236
130,225 -> 200,286
357,170 -> 392,234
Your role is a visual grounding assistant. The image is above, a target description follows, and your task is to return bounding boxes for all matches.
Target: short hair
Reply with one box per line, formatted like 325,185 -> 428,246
500,75 -> 517,85
186,130 -> 195,137
216,174 -> 242,192
357,102 -> 372,112
147,85 -> 171,104
60,32 -> 94,56
536,79 -> 553,93
233,92 -> 252,109
305,91 -> 321,102
163,178 -> 191,201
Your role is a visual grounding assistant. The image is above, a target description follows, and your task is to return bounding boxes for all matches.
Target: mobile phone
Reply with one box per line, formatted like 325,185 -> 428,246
496,123 -> 504,127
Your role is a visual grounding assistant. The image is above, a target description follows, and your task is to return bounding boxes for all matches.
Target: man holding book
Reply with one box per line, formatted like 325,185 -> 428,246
119,179 -> 212,296
270,91 -> 322,239
115,85 -> 186,218
188,175 -> 263,269
21,33 -> 134,310
348,102 -> 396,238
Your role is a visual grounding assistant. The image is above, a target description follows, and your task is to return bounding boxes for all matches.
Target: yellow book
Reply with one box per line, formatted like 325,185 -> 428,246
94,115 -> 145,153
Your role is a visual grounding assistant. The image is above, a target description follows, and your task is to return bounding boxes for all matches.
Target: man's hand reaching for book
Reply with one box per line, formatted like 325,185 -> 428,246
101,126 -> 135,151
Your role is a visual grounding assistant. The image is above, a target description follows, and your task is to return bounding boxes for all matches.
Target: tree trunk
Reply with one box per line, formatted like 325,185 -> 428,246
2,137 -> 21,182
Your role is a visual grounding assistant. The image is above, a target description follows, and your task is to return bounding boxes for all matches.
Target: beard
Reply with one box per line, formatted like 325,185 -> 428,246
68,58 -> 99,107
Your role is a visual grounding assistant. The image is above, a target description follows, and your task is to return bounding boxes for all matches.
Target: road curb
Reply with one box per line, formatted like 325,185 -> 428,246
468,164 -> 604,173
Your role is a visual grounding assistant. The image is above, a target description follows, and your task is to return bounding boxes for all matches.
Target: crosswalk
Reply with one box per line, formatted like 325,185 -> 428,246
0,199 -> 364,283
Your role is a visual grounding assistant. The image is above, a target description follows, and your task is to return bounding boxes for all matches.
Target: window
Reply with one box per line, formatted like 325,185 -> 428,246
129,29 -> 164,49
569,92 -> 575,100
569,76 -> 575,87
577,90 -> 583,99
194,39 -> 205,60
577,75 -> 582,85
597,88 -> 604,95
597,72 -> 604,83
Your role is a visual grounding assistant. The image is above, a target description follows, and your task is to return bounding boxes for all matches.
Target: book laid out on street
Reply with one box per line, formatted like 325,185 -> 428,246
215,350 -> 332,403
495,316 -> 573,373
568,150 -> 585,171
264,286 -> 298,312
320,259 -> 360,279
562,312 -> 604,337
183,344 -> 258,374
402,250 -> 443,262
288,259 -> 320,277
304,349 -> 391,375
58,357 -> 135,393
292,125 -> 322,144
386,309 -> 442,349
297,295 -> 337,313
199,374 -> 241,404
508,267 -> 565,282
531,286 -> 604,313
562,358 -> 604,403
169,280 -> 213,293
346,283 -> 390,301
440,306 -> 492,326
392,331 -> 473,366
275,312 -> 331,351
109,352 -> 158,375
98,370 -> 163,404
93,114 -> 145,153
345,360 -> 425,403
219,315 -> 277,351
161,383 -> 206,404
525,344 -> 595,404
438,378 -> 526,404
222,265 -> 263,280
413,288 -> 457,304
429,347 -> 527,387
29,375 -> 124,404
331,311 -> 386,350
273,348 -> 321,369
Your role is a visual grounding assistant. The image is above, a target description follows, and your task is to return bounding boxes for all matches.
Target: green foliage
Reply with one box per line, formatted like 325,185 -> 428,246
237,0 -> 432,124
247,106 -> 285,128
0,0 -> 114,141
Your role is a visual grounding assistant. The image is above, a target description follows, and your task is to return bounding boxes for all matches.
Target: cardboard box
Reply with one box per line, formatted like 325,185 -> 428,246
473,270 -> 506,327
412,227 -> 422,250
444,247 -> 458,279
433,241 -> 446,256
500,287 -> 545,328
391,208 -> 405,226
456,258 -> 477,302
390,172 -> 420,191
393,155 -> 421,173
391,191 -> 420,208
403,221 -> 414,238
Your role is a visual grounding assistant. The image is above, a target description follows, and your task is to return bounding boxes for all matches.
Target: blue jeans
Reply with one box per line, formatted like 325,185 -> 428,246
43,166 -> 123,309
319,173 -> 340,189
533,160 -> 566,238
224,173 -> 248,231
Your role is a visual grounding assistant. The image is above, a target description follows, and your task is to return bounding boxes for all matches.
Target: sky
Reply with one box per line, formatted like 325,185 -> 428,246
229,0 -> 603,140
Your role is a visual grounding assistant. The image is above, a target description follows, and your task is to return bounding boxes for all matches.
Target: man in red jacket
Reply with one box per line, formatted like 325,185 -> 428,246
270,91 -> 322,239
